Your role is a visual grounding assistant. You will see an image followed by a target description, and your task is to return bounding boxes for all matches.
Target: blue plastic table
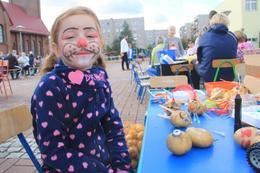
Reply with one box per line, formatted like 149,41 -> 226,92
137,102 -> 254,173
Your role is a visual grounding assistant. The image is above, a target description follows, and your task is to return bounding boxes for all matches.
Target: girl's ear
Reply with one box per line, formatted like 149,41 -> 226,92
51,42 -> 59,57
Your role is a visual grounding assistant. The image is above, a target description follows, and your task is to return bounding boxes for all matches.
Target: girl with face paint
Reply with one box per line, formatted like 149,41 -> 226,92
31,7 -> 133,173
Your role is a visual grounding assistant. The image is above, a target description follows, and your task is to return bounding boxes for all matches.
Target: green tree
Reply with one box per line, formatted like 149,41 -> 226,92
111,21 -> 135,54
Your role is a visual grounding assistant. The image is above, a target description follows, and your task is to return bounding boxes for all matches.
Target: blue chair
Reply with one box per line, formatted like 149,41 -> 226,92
0,105 -> 42,173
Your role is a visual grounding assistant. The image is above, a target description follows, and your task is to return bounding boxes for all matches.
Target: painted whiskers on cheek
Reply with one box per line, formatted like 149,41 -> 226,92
62,41 -> 100,62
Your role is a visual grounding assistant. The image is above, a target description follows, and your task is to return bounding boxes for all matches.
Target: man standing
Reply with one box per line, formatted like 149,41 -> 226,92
120,35 -> 129,70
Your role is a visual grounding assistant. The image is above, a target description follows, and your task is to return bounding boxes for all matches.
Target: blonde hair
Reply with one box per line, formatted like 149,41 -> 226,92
209,13 -> 230,27
234,30 -> 246,43
42,6 -> 106,74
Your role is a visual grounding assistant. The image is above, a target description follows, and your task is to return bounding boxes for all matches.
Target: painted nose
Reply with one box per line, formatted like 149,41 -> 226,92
77,38 -> 87,48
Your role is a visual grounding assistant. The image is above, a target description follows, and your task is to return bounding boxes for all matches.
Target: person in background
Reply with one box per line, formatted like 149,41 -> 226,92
128,43 -> 134,64
186,40 -> 196,56
5,50 -> 22,79
191,13 -> 237,89
33,55 -> 41,74
151,36 -> 164,66
31,6 -> 132,173
164,26 -> 184,58
28,51 -> 36,75
146,36 -> 164,76
18,52 -> 30,76
0,51 -> 6,59
194,31 -> 202,51
120,35 -> 129,70
234,31 -> 254,62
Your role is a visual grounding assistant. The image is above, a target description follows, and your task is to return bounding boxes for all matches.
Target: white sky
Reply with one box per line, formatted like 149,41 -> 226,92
4,0 -> 223,32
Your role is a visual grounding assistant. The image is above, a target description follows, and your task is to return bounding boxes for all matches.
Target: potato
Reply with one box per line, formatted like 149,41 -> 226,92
135,126 -> 144,133
234,127 -> 259,148
125,134 -> 132,141
186,127 -> 213,148
188,100 -> 206,115
128,129 -> 137,139
127,139 -> 137,147
137,131 -> 144,140
131,159 -> 138,169
124,127 -> 130,134
196,104 -> 207,115
170,111 -> 191,127
137,141 -> 142,151
128,146 -> 139,159
167,130 -> 192,155
188,100 -> 199,113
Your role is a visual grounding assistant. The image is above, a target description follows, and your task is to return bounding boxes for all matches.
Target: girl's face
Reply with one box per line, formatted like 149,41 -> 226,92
53,14 -> 101,70
168,26 -> 176,37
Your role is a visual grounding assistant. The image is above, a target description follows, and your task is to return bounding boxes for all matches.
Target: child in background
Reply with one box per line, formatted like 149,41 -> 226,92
234,30 -> 254,62
164,26 -> 185,58
31,7 -> 132,173
186,40 -> 196,56
127,43 -> 134,64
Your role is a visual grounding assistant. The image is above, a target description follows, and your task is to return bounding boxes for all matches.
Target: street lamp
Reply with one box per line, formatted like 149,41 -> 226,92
16,25 -> 25,53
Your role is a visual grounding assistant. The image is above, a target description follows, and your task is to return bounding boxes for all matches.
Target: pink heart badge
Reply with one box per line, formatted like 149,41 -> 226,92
68,70 -> 84,85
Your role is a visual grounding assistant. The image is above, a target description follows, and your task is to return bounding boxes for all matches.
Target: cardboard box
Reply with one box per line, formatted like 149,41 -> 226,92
244,54 -> 260,94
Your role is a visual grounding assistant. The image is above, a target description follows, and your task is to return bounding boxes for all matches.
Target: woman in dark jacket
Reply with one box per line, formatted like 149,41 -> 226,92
192,13 -> 237,89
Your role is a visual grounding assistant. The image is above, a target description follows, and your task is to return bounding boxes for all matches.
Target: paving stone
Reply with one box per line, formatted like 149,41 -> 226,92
6,153 -> 23,159
15,159 -> 34,166
0,159 -> 19,173
7,147 -> 22,153
0,148 -> 7,153
0,143 -> 11,148
19,154 -> 30,159
0,159 -> 6,165
4,166 -> 35,173
0,153 -> 9,159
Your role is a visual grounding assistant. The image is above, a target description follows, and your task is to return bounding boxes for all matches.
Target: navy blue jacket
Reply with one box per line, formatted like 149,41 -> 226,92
31,61 -> 132,173
197,24 -> 237,82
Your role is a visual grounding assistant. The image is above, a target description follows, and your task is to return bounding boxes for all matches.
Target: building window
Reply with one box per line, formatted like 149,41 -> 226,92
0,25 -> 4,43
245,0 -> 257,11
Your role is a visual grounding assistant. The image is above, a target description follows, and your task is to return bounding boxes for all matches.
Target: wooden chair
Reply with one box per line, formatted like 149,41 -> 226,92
149,75 -> 188,88
0,60 -> 13,98
0,105 -> 42,172
212,59 -> 240,82
140,75 -> 188,103
170,63 -> 193,85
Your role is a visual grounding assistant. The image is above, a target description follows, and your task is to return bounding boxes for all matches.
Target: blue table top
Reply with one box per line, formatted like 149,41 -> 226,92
137,102 -> 254,173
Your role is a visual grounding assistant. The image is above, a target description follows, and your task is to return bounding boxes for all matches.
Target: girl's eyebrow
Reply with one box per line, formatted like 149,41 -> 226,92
83,27 -> 96,31
63,27 -> 78,33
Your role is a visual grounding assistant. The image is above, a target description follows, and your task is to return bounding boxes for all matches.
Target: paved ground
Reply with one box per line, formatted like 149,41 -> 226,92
0,60 -> 149,173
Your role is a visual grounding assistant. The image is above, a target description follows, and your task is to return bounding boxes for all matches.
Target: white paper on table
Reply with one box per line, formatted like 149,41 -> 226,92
231,105 -> 260,128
